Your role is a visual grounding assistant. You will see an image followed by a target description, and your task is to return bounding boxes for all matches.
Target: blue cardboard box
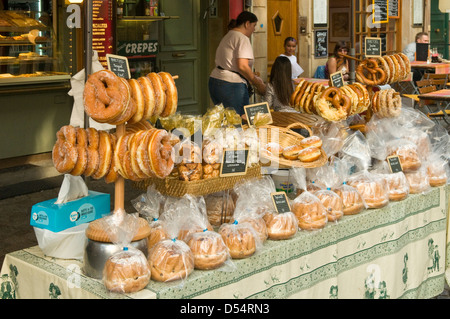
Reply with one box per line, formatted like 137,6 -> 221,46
30,191 -> 110,232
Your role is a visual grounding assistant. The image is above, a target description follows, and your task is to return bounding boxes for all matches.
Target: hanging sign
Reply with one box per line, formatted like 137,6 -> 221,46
106,54 -> 131,79
330,71 -> 344,88
388,0 -> 400,18
314,30 -> 328,59
365,37 -> 382,57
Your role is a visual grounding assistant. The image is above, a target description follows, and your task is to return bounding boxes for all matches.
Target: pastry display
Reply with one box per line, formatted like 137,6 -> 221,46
263,211 -> 298,240
356,53 -> 410,86
103,247 -> 151,293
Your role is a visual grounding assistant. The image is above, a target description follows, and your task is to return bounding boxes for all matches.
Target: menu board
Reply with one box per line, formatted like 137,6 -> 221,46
372,0 -> 389,24
388,0 -> 399,18
365,37 -> 382,57
314,30 -> 328,59
92,0 -> 114,68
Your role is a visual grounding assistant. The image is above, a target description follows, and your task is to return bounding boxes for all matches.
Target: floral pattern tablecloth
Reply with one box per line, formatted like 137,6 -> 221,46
1,185 -> 449,299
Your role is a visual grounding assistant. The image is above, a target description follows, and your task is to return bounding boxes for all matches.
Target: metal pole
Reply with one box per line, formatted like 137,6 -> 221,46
349,47 -> 356,84
84,0 -> 93,129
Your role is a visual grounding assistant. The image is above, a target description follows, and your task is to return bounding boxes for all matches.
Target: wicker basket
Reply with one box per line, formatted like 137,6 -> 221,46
270,111 -> 321,128
133,163 -> 262,197
256,122 -> 328,169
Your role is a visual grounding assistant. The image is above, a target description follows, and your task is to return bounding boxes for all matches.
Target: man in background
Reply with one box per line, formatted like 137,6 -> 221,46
403,32 -> 429,82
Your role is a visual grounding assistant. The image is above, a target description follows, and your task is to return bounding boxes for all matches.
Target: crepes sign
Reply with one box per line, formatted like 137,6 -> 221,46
117,40 -> 159,57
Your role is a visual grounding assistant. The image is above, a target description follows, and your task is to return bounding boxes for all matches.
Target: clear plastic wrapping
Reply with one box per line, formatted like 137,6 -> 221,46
405,166 -> 431,194
372,161 -> 409,202
147,201 -> 194,283
290,167 -> 327,230
347,170 -> 389,209
263,210 -> 298,240
424,152 -> 449,187
100,210 -> 151,293
178,195 -> 235,271
132,185 -> 169,251
385,139 -> 421,173
205,191 -> 236,226
314,164 -> 344,223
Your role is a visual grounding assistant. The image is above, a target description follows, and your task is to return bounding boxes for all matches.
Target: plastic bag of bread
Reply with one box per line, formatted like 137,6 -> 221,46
405,166 -> 431,194
332,157 -> 366,215
313,163 -> 344,223
347,170 -> 389,209
234,176 -> 276,218
385,139 -> 421,173
312,121 -> 347,159
372,160 -> 409,202
290,167 -> 327,230
242,126 -> 260,166
205,191 -> 236,226
147,206 -> 194,283
218,217 -> 263,259
174,140 -> 203,181
131,185 -> 169,250
100,210 -> 151,293
262,210 -> 298,240
424,153 -> 448,187
175,195 -> 214,241
180,196 -> 235,271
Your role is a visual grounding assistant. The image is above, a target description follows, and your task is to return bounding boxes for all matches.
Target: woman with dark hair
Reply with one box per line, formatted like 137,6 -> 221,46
264,56 -> 295,112
279,37 -> 304,79
325,41 -> 350,80
209,11 -> 266,115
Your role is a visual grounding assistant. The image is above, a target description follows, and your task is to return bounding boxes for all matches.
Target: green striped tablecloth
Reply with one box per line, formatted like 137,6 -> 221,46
1,185 -> 448,299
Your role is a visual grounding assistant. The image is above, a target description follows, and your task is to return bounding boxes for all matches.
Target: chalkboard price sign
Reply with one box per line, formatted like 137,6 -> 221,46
220,148 -> 249,177
387,155 -> 403,173
365,37 -> 382,57
271,192 -> 292,214
106,54 -> 131,79
330,71 -> 344,88
314,30 -> 328,59
244,102 -> 273,127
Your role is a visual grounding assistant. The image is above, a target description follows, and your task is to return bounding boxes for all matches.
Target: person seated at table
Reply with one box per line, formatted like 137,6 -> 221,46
403,32 -> 430,83
403,32 -> 429,62
325,41 -> 350,81
279,37 -> 304,79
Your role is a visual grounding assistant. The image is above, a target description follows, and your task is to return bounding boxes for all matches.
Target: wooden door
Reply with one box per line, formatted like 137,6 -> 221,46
267,0 -> 298,77
430,0 -> 449,59
158,0 -> 207,115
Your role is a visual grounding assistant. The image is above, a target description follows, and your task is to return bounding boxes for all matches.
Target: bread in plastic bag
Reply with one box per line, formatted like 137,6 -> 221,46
263,210 -> 298,240
372,161 -> 410,202
347,170 -> 389,209
313,163 -> 344,223
290,167 -> 327,230
100,210 -> 151,293
147,205 -> 194,283
385,139 -> 421,172
425,152 -> 448,187
405,166 -> 431,194
218,220 -> 261,259
331,156 -> 366,215
205,191 -> 236,226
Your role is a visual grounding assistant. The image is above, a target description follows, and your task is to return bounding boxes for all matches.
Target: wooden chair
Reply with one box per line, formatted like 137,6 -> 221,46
424,73 -> 448,89
402,79 -> 436,109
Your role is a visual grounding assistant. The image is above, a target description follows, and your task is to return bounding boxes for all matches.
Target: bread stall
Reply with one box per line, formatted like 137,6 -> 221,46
1,42 -> 450,299
0,10 -> 73,160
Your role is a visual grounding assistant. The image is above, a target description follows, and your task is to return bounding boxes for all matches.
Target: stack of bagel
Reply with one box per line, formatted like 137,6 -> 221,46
290,80 -> 370,121
83,69 -> 178,126
356,52 -> 411,86
371,88 -> 402,118
52,123 -> 176,183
